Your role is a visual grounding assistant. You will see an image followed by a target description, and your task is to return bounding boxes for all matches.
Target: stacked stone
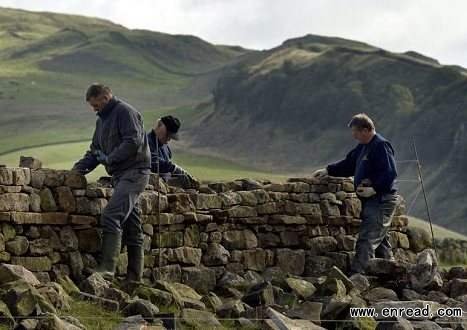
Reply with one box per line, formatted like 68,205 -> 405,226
0,166 -> 411,288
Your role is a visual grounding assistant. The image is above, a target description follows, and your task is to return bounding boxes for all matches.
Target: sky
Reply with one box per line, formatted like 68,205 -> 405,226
0,0 -> 466,67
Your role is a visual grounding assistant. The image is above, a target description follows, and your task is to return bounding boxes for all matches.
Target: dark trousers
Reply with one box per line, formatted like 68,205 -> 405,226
351,193 -> 401,273
101,168 -> 149,248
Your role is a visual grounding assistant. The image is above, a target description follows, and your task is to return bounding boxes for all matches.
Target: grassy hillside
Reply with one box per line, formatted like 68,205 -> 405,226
0,6 -> 250,154
187,34 -> 467,232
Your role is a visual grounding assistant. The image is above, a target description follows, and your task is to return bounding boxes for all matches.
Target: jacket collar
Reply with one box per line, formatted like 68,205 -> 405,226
97,97 -> 119,118
149,129 -> 166,147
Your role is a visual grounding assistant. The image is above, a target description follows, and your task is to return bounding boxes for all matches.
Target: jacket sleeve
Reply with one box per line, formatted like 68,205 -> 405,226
72,130 -> 99,175
369,142 -> 397,193
107,107 -> 144,165
326,147 -> 358,177
150,151 -> 176,174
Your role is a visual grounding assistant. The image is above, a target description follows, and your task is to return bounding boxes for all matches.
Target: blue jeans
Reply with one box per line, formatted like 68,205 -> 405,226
351,193 -> 401,273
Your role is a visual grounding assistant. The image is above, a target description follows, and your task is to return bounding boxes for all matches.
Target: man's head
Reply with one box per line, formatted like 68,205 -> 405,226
154,115 -> 181,144
85,83 -> 113,112
348,113 -> 376,144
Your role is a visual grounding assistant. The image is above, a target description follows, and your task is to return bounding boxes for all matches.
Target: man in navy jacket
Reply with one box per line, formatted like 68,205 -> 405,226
312,113 -> 400,274
147,115 -> 198,188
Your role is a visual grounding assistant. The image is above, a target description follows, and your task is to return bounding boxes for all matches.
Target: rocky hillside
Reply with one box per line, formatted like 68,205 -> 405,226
186,34 -> 467,233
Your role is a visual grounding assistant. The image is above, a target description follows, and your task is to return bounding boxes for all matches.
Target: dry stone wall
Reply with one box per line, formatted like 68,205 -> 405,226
0,166 -> 412,290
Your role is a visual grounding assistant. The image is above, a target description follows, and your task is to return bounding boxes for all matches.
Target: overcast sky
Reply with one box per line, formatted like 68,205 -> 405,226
1,0 -> 466,67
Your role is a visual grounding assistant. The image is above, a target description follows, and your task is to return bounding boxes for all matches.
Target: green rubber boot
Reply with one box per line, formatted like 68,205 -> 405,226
126,245 -> 144,283
95,231 -> 122,280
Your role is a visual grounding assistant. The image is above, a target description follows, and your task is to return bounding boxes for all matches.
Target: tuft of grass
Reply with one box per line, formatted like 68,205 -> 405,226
60,300 -> 123,330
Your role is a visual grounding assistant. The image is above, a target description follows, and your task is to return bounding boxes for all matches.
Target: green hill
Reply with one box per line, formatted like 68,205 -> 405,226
0,6 -> 250,155
186,34 -> 467,233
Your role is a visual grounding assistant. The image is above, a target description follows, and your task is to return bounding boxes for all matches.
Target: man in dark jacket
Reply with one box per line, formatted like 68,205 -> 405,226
147,115 -> 198,188
72,83 -> 150,282
312,113 -> 400,274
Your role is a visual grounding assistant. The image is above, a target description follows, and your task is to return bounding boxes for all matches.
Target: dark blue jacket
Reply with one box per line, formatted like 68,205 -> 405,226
327,133 -> 397,194
73,97 -> 150,176
147,130 -> 176,175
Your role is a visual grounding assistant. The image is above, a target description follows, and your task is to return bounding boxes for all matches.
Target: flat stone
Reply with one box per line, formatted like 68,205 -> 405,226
276,249 -> 305,276
202,243 -> 230,266
285,278 -> 317,300
192,193 -> 223,209
270,214 -> 307,225
0,193 -> 29,212
122,299 -> 159,320
70,215 -> 97,225
6,235 -> 29,255
0,168 -> 14,185
243,249 -> 267,272
134,286 -> 174,306
305,236 -> 338,255
181,267 -> 216,295
226,205 -> 257,218
56,186 -> 76,212
29,238 -> 53,256
182,309 -> 221,328
287,301 -> 323,323
11,256 -> 52,272
223,229 -> 258,249
266,307 -> 325,330
364,287 -> 399,304
39,188 -> 57,211
0,263 -> 40,285
168,247 -> 202,266
80,273 -> 110,296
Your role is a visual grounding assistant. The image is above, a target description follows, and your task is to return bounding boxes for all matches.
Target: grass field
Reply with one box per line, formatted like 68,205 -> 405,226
0,141 -> 287,182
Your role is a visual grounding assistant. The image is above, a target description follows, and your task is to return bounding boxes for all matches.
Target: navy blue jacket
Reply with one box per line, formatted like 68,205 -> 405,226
147,130 -> 176,175
73,97 -> 150,176
327,133 -> 397,194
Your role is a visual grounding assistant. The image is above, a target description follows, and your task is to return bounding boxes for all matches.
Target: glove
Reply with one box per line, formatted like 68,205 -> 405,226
172,165 -> 187,177
93,150 -> 109,165
356,186 -> 377,198
173,165 -> 199,189
185,172 -> 200,189
311,168 -> 328,178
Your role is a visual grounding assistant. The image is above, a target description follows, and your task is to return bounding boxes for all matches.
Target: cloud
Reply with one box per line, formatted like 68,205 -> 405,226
1,0 -> 466,66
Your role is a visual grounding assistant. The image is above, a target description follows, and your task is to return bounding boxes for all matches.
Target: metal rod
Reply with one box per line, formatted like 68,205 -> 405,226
156,137 -> 162,280
412,138 -> 437,255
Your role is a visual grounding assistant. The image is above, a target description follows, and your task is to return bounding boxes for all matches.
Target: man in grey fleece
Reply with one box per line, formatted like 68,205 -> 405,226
72,83 -> 150,282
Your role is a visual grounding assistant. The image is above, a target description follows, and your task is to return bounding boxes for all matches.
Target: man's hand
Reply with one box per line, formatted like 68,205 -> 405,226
311,168 -> 328,178
185,173 -> 200,189
173,165 -> 199,189
93,150 -> 109,165
173,165 -> 187,177
356,186 -> 377,198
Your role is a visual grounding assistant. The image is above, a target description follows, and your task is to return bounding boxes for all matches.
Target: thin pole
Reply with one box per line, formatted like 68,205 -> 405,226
156,137 -> 162,280
412,138 -> 437,255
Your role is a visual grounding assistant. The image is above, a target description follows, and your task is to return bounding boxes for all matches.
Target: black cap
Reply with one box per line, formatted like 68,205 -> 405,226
160,115 -> 181,140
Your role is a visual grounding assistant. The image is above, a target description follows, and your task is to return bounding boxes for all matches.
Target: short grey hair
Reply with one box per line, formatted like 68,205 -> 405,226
348,113 -> 375,131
